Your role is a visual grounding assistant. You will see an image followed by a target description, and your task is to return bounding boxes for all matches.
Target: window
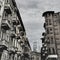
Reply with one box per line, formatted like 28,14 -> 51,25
47,14 -> 50,17
46,19 -> 52,25
46,20 -> 48,25
2,30 -> 6,40
54,14 -> 57,18
55,38 -> 59,40
51,37 -> 53,44
56,40 -> 60,44
5,13 -> 8,17
50,48 -> 55,54
54,21 -> 58,26
55,30 -> 59,35
50,28 -> 52,31
48,27 -> 53,34
58,50 -> 60,54
24,47 -> 28,52
46,28 -> 49,34
57,45 -> 60,49
49,19 -> 52,25
48,48 -> 51,54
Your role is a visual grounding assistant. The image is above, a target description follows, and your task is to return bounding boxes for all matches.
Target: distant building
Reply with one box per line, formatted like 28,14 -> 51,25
31,42 -> 41,60
33,42 -> 37,52
0,0 -> 31,60
31,51 -> 41,60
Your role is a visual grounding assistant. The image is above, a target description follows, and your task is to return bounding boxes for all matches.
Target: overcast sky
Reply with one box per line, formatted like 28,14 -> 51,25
15,0 -> 60,52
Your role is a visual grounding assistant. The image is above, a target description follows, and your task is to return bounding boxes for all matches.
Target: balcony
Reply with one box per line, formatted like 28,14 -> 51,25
20,42 -> 25,47
45,39 -> 50,43
1,20 -> 11,30
16,20 -> 20,25
44,23 -> 46,29
8,46 -> 15,54
10,31 -> 16,38
17,25 -> 23,31
16,35 -> 20,39
20,31 -> 24,36
41,47 -> 48,54
0,39 -> 9,50
4,3 -> 12,14
44,51 -> 48,54
12,19 -> 20,25
42,32 -> 46,36
12,20 -> 16,25
43,44 -> 47,47
42,47 -> 46,51
42,53 -> 46,56
10,33 -> 15,38
41,38 -> 45,43
17,51 -> 21,55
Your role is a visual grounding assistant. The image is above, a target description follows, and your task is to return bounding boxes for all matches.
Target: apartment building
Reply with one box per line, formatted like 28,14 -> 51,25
41,11 -> 60,60
0,0 -> 31,60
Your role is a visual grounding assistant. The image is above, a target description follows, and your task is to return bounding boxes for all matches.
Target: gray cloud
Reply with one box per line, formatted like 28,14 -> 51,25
16,0 -> 39,9
15,0 -> 60,52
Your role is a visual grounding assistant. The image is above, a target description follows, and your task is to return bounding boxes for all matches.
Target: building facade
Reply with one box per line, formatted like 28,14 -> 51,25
31,51 -> 41,60
41,11 -> 60,60
0,0 -> 31,60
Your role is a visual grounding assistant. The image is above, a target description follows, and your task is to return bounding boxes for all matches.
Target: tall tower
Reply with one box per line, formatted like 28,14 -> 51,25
33,41 -> 37,52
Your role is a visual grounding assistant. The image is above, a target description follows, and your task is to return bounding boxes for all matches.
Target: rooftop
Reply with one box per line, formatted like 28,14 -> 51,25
42,11 -> 54,16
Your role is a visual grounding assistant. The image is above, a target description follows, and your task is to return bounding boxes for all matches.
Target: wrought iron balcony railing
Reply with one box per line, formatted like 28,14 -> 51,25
1,20 -> 11,30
